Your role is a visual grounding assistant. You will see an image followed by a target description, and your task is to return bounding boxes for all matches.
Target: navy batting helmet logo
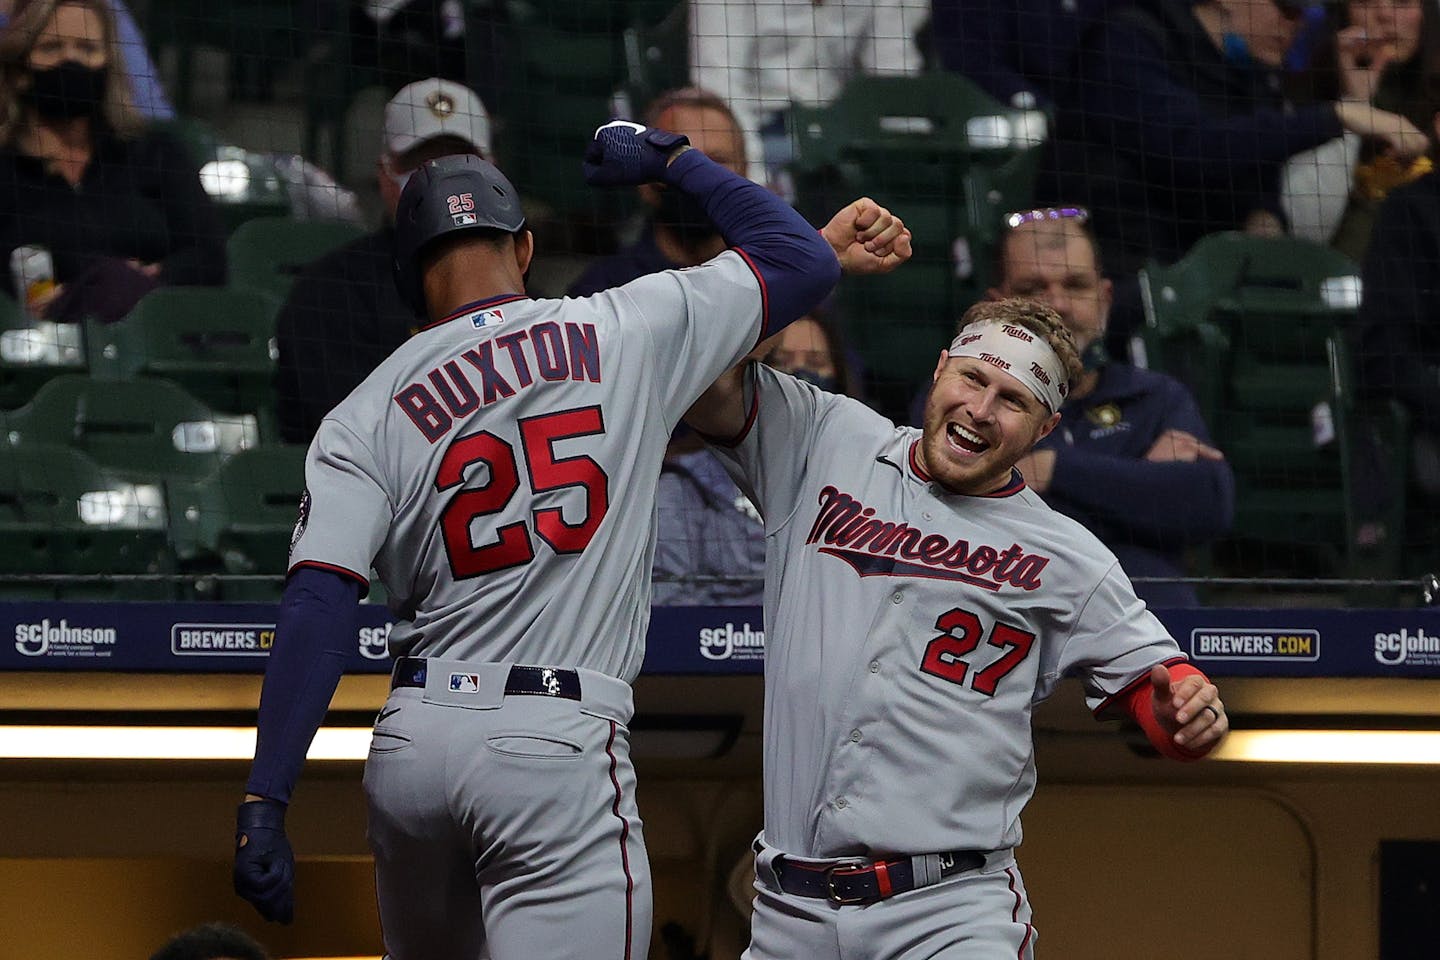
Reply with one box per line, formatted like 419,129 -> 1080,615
393,155 -> 527,315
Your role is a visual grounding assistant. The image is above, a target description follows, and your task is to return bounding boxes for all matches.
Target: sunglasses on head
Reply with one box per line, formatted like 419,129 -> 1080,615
1004,207 -> 1090,230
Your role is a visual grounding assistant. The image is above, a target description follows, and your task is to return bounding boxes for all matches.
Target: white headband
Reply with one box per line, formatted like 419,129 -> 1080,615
947,321 -> 1069,411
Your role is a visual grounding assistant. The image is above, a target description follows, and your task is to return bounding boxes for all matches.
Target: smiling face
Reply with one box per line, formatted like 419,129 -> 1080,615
919,352 -> 1061,495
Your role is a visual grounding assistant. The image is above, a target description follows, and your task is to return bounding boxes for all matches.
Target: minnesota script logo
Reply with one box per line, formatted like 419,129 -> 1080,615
806,486 -> 1049,591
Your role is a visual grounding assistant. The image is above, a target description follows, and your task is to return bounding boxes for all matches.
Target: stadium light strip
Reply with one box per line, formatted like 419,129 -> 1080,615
0,725 -> 373,760
6,726 -> 1440,764
1210,729 -> 1440,765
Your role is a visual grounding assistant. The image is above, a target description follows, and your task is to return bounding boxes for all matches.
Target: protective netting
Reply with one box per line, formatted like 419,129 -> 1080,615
0,0 -> 1436,607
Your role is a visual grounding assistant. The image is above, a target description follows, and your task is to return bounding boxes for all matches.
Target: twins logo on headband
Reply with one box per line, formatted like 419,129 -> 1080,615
948,321 -> 1069,412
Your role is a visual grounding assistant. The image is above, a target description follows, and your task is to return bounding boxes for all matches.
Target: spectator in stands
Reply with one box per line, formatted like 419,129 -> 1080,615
148,922 -> 270,960
573,85 -> 764,604
1043,0 -> 1431,280
689,0 -> 928,191
0,1 -> 172,118
1354,103 -> 1440,495
930,0 -> 1112,110
654,310 -> 862,605
1283,0 -> 1440,259
273,76 -> 490,444
568,86 -> 748,296
568,87 -> 878,604
302,1 -> 469,91
0,0 -> 225,321
993,207 -> 1235,607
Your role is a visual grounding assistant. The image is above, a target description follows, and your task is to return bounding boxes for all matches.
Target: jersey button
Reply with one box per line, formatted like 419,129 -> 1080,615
923,511 -> 933,521
834,797 -> 848,809
890,592 -> 902,604
849,729 -> 862,743
868,660 -> 880,674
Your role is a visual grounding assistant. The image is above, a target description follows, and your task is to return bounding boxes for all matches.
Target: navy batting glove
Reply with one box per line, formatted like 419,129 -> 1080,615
583,120 -> 690,187
234,798 -> 295,924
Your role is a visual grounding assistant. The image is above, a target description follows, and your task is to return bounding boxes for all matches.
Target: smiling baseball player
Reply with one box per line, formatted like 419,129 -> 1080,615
684,297 -> 1230,958
231,121 -> 909,960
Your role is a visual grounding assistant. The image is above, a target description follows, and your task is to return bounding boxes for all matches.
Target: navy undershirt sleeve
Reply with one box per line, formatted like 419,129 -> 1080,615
663,149 -> 841,335
245,567 -> 362,804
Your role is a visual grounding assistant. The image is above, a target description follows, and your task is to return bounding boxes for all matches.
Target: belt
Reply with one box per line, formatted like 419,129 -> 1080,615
773,850 -> 988,905
390,656 -> 582,700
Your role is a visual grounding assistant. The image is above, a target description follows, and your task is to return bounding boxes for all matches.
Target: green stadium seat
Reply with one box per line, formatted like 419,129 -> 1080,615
0,293 -> 85,410
4,374 -> 259,482
141,0 -> 304,109
0,442 -> 173,599
85,287 -> 277,421
786,73 -> 1048,416
621,1 -> 689,114
1139,233 -> 1402,582
227,216 -> 367,304
168,444 -> 306,601
161,117 -> 292,232
477,2 -> 639,236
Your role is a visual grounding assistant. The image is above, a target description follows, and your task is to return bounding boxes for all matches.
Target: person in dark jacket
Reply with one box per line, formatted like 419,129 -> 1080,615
273,77 -> 490,444
1354,110 -> 1440,495
1042,0 -> 1429,278
930,0 -> 1112,110
653,311 -> 864,606
993,207 -> 1235,607
568,86 -> 749,296
0,0 -> 225,321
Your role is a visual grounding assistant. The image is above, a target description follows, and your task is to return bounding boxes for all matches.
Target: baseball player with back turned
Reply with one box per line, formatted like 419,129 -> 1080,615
683,296 -> 1231,958
230,120 -> 911,960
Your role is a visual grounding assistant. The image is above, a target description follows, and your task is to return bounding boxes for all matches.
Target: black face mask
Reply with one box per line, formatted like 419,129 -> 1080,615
655,186 -> 720,245
24,62 -> 108,120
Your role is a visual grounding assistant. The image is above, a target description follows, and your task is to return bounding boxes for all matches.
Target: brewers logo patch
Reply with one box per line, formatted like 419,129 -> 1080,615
1085,403 -> 1122,428
426,90 -> 455,119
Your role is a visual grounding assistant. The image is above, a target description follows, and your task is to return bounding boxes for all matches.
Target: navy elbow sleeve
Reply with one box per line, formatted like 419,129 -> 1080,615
245,568 -> 362,803
666,150 -> 839,332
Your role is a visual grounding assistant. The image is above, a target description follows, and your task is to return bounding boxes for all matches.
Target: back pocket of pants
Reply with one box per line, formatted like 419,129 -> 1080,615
485,732 -> 583,760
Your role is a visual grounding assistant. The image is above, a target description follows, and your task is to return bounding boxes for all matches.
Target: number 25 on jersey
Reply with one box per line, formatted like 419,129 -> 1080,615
435,406 -> 610,578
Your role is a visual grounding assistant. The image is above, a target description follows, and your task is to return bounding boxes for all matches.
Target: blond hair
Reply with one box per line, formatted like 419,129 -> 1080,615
0,0 -> 144,147
955,298 -> 1082,394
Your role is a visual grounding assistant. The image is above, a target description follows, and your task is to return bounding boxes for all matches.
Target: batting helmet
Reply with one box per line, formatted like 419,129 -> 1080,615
393,154 -> 527,315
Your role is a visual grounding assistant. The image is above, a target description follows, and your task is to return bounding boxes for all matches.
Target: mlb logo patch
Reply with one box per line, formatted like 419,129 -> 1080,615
448,672 -> 481,694
470,308 -> 504,329
452,213 -> 478,226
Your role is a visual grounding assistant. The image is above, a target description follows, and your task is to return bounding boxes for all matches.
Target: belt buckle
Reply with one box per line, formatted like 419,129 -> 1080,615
825,863 -> 872,905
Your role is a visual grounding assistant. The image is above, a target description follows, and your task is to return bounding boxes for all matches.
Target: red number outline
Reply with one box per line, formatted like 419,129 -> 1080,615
971,621 -> 1036,696
435,430 -> 532,577
520,406 -> 608,554
920,607 -> 1037,696
435,407 -> 610,579
919,608 -> 983,686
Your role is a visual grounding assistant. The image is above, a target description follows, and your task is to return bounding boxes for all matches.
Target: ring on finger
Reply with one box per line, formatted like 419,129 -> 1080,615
1202,704 -> 1221,721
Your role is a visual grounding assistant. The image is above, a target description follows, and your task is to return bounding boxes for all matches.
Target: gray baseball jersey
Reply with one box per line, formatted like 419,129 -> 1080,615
710,365 -> 1187,859
290,253 -> 764,960
288,252 -> 763,682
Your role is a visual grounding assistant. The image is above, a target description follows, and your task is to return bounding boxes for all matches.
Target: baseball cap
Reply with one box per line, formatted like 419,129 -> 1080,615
384,78 -> 493,159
